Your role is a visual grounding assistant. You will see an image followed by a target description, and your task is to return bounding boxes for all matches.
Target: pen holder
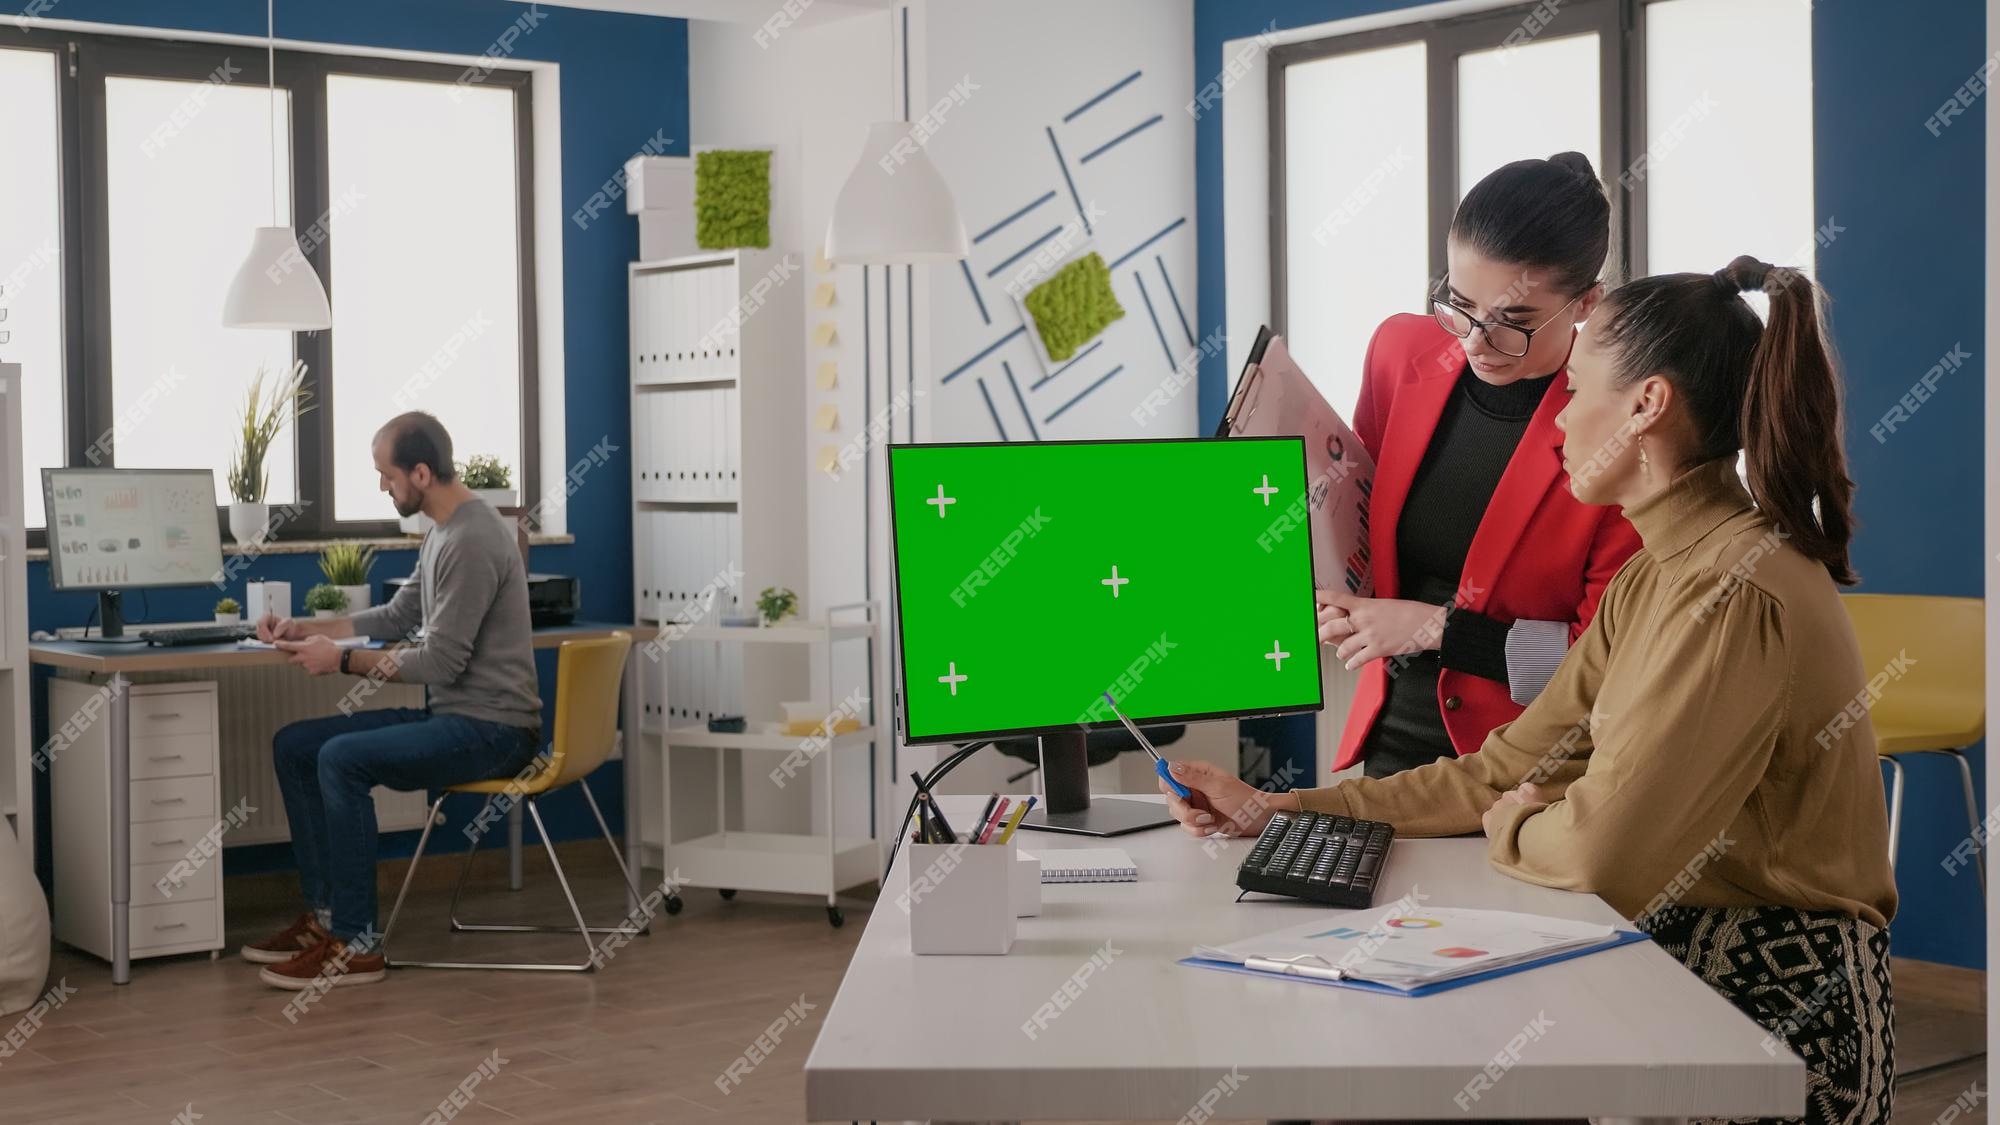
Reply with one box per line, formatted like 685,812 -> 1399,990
905,838 -> 1016,955
1012,849 -> 1041,917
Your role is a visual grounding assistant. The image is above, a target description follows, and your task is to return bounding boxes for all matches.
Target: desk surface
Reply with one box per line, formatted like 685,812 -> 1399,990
803,794 -> 1805,1122
28,619 -> 652,672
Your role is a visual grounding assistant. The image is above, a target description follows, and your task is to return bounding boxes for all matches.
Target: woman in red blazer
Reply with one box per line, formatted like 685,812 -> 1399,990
1317,153 -> 1642,779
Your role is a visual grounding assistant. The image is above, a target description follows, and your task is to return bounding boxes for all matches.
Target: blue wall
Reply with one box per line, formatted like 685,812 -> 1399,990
25,0 -> 687,873
1195,0 -> 1988,967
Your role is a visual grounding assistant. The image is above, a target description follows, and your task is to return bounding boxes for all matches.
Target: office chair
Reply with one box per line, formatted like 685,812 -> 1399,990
381,631 -> 645,970
1840,594 -> 1985,888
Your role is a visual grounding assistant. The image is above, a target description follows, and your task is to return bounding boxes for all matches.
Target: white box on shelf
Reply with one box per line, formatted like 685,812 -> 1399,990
907,839 -> 1017,955
624,154 -> 693,213
639,210 -> 699,265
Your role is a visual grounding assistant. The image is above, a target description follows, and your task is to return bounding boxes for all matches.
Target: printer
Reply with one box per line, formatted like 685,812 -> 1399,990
382,573 -> 581,628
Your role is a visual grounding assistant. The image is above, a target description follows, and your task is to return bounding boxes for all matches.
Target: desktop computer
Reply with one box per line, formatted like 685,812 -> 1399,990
887,437 -> 1323,836
43,467 -> 230,641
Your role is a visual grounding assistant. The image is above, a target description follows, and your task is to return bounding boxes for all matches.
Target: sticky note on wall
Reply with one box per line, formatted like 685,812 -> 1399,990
814,246 -> 833,273
813,282 -> 837,308
816,361 -> 839,390
813,322 -> 838,347
816,445 -> 840,473
813,403 -> 840,432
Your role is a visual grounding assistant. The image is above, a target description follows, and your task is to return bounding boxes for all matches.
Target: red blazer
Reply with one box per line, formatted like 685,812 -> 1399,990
1332,314 -> 1642,773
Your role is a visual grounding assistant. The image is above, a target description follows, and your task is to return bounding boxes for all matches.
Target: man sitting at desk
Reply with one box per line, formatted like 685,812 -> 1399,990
243,411 -> 542,990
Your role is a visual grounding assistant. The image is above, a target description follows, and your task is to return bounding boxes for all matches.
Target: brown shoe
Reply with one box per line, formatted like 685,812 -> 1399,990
258,937 -> 387,990
240,912 -> 328,964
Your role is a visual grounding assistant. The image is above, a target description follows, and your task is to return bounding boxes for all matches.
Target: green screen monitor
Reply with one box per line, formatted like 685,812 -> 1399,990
887,437 -> 1324,753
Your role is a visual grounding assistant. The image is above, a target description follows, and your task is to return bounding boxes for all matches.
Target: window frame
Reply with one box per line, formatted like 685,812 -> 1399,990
1266,0 -> 1632,337
5,26 -> 540,546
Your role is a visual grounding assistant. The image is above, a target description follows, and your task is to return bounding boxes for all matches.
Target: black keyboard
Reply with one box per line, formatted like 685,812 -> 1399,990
1236,810 -> 1396,908
142,624 -> 255,647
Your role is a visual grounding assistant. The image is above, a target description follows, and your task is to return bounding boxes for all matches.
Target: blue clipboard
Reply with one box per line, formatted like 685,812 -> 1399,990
1178,928 -> 1652,997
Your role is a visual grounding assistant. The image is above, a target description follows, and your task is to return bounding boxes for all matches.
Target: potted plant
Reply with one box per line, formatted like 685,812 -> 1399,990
756,586 -> 799,627
459,455 -> 517,510
318,542 -> 376,614
304,583 -> 348,619
226,359 -> 313,542
213,597 -> 241,625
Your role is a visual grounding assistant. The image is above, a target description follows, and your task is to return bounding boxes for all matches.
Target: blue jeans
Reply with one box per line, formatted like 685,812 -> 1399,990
271,708 -> 543,943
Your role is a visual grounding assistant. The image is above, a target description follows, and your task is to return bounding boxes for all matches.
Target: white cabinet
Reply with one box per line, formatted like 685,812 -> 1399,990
50,679 -> 224,961
0,364 -> 27,842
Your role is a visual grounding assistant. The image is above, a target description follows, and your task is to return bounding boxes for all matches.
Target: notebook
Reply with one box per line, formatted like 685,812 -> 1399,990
1040,848 -> 1137,883
238,635 -> 374,650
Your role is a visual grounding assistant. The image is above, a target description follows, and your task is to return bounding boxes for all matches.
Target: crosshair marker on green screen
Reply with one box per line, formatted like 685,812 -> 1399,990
888,437 -> 1324,744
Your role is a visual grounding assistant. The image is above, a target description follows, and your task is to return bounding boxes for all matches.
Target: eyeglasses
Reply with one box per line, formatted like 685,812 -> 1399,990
1430,282 -> 1582,358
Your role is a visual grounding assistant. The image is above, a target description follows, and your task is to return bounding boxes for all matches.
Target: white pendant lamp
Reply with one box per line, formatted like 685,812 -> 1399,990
824,15 -> 968,266
223,0 -> 330,330
826,122 -> 969,265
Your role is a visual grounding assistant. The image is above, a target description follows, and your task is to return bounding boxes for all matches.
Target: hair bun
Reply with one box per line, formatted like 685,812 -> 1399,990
1714,254 -> 1772,294
1548,151 -> 1599,182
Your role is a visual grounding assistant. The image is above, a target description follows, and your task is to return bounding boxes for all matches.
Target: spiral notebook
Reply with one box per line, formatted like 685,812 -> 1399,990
1040,848 -> 1138,883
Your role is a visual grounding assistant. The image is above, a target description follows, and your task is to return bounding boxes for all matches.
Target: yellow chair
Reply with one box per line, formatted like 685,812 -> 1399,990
381,632 -> 643,971
1840,595 -> 1985,884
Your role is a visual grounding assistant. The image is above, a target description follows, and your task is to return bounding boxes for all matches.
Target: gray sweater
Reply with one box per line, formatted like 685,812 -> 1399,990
350,499 -> 541,729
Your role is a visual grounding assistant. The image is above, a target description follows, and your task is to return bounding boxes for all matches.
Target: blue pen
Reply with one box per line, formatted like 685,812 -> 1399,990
1103,691 -> 1192,799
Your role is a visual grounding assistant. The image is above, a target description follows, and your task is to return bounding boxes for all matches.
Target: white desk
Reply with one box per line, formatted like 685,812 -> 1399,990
804,794 -> 1805,1122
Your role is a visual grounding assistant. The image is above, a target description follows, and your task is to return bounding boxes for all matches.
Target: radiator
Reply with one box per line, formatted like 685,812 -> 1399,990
116,665 -> 431,846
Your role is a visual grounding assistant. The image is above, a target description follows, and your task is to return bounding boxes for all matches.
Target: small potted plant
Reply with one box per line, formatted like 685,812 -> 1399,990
318,542 -> 376,614
213,597 -> 241,625
304,583 -> 348,619
459,454 -> 516,510
227,359 -> 313,542
756,586 -> 798,627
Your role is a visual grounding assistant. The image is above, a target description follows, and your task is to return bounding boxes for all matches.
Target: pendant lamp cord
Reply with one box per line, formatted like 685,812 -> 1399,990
266,0 -> 277,224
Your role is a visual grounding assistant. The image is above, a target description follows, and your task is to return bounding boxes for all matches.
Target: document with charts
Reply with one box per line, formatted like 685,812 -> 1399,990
1217,327 -> 1376,596
1191,905 -> 1627,992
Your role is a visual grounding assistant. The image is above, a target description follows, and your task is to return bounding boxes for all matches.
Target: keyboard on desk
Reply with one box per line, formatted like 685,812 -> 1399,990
1236,810 -> 1396,908
142,624 -> 255,647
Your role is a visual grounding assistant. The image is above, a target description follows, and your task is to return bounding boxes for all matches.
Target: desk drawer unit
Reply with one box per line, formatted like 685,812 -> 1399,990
50,678 -> 224,964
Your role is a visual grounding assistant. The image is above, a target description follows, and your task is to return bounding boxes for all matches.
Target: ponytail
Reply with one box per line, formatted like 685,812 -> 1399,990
1595,256 -> 1858,585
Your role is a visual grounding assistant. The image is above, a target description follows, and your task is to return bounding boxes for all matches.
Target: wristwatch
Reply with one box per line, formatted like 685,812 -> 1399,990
340,648 -> 355,675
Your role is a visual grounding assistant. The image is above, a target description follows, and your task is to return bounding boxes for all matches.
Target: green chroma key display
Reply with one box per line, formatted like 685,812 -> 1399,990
888,437 -> 1323,744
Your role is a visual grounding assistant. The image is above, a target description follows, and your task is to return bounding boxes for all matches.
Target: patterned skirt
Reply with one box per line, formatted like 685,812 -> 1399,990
1636,904 -> 1895,1125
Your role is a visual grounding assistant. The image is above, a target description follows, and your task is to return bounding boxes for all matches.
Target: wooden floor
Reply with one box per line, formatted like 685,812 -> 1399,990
0,843 -> 1985,1125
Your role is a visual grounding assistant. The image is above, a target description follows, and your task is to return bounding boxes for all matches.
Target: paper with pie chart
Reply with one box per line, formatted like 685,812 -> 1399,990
887,437 -> 1323,744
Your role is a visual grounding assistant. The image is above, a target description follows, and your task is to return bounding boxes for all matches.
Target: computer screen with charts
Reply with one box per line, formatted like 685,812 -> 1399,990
43,468 -> 226,592
888,437 -> 1323,745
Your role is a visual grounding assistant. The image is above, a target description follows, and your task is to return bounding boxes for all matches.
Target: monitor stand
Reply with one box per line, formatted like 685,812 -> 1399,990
1017,732 -> 1178,837
74,590 -> 144,644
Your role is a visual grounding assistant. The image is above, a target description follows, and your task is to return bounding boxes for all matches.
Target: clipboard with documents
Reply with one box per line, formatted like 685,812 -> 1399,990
1216,327 -> 1376,596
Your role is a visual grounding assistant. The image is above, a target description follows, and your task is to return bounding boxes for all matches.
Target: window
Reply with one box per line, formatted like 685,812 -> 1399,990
0,29 -> 538,541
1271,0 -> 1813,414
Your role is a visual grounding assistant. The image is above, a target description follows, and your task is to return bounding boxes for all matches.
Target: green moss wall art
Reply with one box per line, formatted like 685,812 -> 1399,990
694,149 -> 772,249
1022,252 -> 1124,363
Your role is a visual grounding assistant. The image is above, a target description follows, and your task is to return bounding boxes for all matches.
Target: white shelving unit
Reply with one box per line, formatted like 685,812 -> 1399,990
1,364 -> 30,845
627,250 -> 883,924
652,605 -> 880,926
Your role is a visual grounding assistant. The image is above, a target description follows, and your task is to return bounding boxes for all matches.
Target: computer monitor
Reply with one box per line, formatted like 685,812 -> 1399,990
888,437 -> 1323,834
43,467 -> 228,640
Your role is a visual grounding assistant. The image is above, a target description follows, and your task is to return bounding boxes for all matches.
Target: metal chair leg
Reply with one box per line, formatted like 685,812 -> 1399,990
1882,756 -> 1905,869
393,796 -> 601,972
1928,748 -> 1986,893
445,796 -> 499,932
531,799 -> 601,968
445,788 -> 645,938
578,779 -> 647,934
382,793 -> 448,962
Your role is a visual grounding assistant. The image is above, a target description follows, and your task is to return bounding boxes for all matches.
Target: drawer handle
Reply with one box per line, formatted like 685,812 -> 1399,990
148,754 -> 185,761
152,712 -> 183,720
152,921 -> 188,931
149,797 -> 186,805
153,837 -> 186,846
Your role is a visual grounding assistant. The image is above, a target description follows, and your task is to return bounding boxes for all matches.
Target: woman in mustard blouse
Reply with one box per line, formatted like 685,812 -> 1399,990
1165,256 -> 1896,1125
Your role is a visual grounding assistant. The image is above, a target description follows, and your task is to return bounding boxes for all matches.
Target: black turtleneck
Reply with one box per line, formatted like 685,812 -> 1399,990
1360,364 -> 1556,779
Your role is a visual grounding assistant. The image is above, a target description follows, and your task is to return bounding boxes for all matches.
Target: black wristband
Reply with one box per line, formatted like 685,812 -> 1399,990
1438,604 -> 1511,683
340,648 -> 354,675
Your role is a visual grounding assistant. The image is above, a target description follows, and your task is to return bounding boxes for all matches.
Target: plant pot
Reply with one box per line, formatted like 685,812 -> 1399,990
214,612 -> 241,625
312,609 -> 338,619
398,511 -> 434,536
228,502 -> 271,543
335,584 -> 371,614
473,489 -> 518,511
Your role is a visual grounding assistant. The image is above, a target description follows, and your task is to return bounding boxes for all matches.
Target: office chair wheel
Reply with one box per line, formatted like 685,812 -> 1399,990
663,894 -> 683,916
826,906 -> 844,928
718,888 -> 737,900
